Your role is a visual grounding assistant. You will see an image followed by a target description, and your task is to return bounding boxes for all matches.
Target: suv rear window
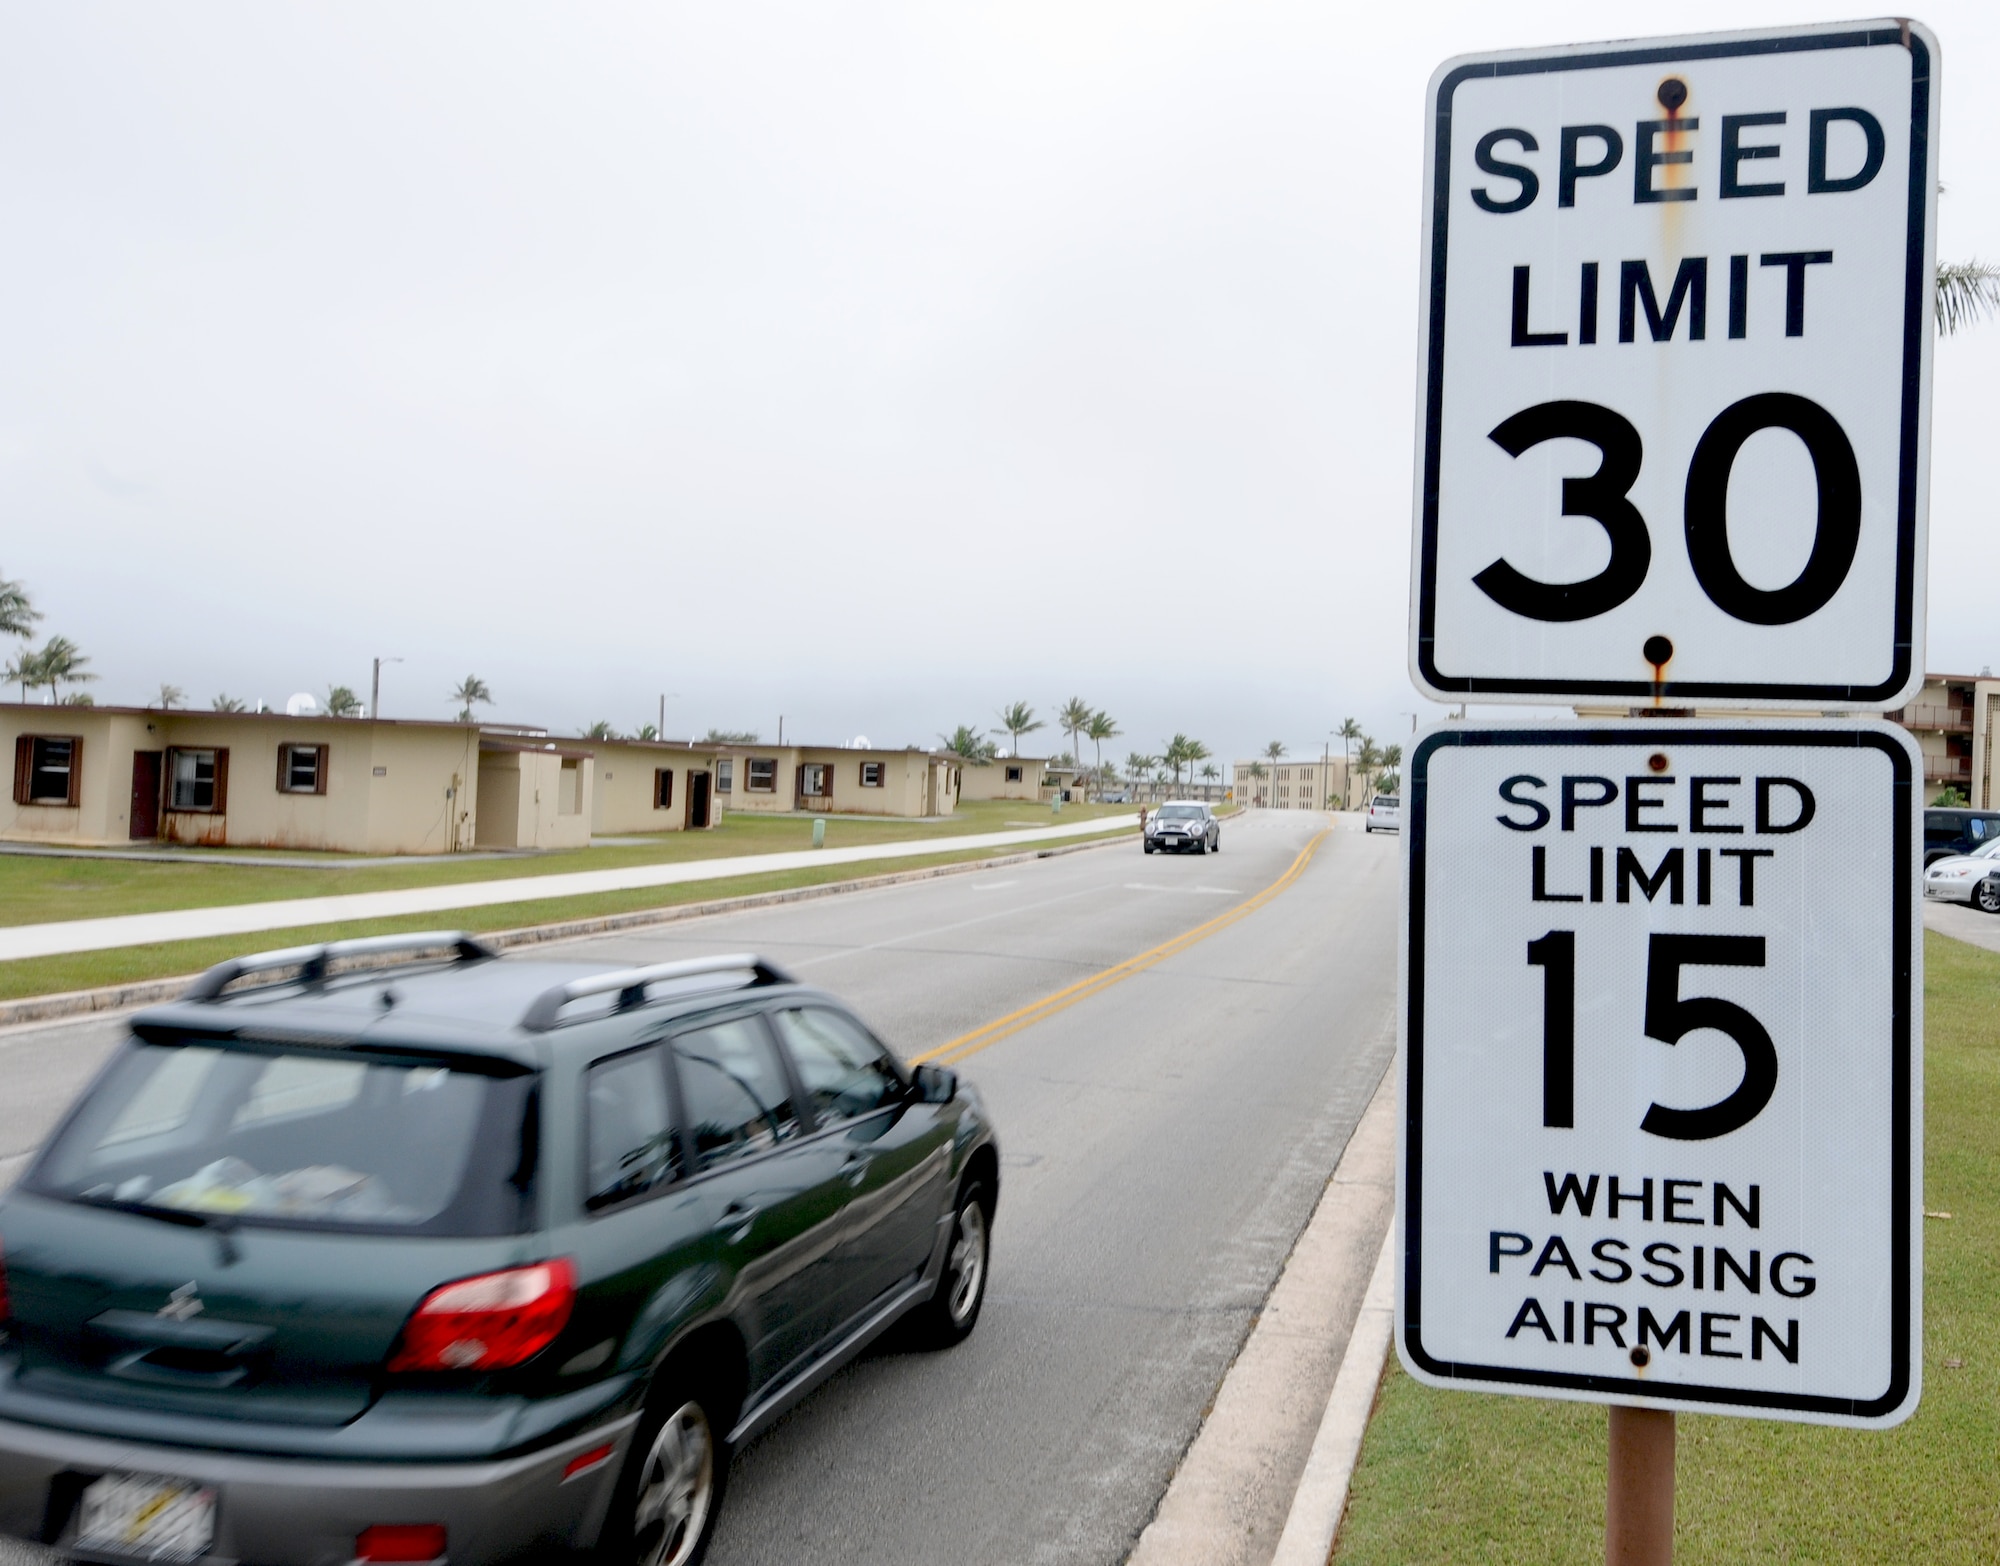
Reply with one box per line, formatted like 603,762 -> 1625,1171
1375,797 -> 1400,808
28,1038 -> 538,1236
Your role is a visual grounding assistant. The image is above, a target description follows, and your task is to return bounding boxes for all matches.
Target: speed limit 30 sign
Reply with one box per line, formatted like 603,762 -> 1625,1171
1397,723 -> 1920,1424
1410,22 -> 1937,707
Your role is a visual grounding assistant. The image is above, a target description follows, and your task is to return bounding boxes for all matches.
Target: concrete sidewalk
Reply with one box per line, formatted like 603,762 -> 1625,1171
0,815 -> 1139,963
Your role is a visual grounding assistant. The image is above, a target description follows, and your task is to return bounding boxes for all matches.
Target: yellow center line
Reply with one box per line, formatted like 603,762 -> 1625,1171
912,826 -> 1333,1068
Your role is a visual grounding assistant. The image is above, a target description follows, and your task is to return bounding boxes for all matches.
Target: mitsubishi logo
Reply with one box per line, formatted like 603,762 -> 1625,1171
157,1282 -> 204,1322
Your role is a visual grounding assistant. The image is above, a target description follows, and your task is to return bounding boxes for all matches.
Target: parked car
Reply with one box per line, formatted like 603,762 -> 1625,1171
1144,802 -> 1220,854
1366,795 -> 1401,834
0,934 -> 997,1566
1923,807 -> 2000,867
1923,839 -> 2000,912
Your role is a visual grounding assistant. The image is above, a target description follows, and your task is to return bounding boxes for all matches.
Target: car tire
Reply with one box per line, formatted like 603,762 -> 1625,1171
1976,877 -> 2000,915
1144,841 -> 1155,854
595,1375 -> 730,1566
914,1176 -> 992,1349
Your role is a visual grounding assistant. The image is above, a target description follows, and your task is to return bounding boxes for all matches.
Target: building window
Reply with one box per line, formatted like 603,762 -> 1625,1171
277,743 -> 328,795
859,761 -> 884,787
1005,765 -> 1024,783
13,735 -> 82,807
167,747 -> 228,813
654,768 -> 674,809
746,757 -> 777,792
716,759 -> 733,793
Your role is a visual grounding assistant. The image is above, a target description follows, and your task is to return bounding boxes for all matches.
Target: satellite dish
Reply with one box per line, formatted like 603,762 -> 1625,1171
285,692 -> 320,717
849,735 -> 871,750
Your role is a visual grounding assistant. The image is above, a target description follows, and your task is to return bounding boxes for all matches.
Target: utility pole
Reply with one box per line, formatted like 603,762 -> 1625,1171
371,656 -> 402,721
778,714 -> 785,745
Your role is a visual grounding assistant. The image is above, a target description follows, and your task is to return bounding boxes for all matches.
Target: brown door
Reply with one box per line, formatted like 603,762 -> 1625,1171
129,751 -> 163,839
687,771 -> 711,830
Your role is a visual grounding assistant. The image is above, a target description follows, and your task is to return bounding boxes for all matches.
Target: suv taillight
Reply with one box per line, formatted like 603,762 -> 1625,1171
387,1258 -> 575,1373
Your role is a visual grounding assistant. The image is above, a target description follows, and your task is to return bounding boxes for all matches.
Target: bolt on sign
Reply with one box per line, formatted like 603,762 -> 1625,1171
1408,21 -> 1938,707
1397,723 -> 1920,1425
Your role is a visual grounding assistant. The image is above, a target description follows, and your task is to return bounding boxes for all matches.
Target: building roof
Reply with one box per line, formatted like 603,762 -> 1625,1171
0,702 -> 479,733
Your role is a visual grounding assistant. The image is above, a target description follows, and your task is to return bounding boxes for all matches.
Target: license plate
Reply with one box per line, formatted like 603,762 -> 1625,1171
77,1472 -> 215,1561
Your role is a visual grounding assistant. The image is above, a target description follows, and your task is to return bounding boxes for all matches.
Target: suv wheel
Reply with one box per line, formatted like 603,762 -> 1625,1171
915,1178 -> 991,1348
1977,877 -> 2000,915
599,1384 -> 728,1566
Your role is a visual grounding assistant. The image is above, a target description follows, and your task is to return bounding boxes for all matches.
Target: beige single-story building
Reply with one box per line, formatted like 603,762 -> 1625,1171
571,739 -> 726,836
957,757 -> 1049,802
3,704 -> 489,854
709,744 -> 961,819
472,739 -> 595,851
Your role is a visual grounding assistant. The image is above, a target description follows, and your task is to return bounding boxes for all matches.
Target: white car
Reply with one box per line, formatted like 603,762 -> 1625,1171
1923,840 -> 2000,912
1366,795 -> 1400,833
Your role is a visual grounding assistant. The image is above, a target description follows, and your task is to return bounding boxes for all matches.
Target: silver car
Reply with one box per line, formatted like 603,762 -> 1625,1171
1365,795 -> 1401,834
1923,839 -> 2000,912
1143,803 -> 1220,854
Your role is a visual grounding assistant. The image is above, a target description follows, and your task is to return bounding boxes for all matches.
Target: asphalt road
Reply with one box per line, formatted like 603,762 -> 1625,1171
0,808 -> 1402,1566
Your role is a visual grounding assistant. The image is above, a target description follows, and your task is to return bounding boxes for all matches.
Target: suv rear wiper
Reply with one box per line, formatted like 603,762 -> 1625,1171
69,1194 -> 243,1264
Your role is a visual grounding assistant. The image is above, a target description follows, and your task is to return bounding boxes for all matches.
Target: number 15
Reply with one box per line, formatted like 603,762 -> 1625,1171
1527,931 -> 1778,1140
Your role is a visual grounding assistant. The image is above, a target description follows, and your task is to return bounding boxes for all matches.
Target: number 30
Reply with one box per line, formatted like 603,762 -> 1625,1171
1474,396 -> 1862,627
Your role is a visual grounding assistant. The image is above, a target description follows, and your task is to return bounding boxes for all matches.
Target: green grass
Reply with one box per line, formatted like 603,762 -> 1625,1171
0,826 -> 1137,1003
0,799 -> 1133,929
1335,928 -> 2000,1564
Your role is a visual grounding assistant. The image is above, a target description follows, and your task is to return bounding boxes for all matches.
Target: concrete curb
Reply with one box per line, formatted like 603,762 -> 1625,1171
1270,1227 -> 1395,1566
0,829 -> 1135,1031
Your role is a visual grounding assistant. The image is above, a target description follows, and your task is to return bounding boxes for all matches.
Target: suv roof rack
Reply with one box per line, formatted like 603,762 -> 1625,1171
520,953 -> 795,1032
182,931 -> 500,1002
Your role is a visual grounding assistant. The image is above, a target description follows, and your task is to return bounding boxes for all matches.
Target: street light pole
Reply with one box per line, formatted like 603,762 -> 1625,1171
371,657 -> 403,721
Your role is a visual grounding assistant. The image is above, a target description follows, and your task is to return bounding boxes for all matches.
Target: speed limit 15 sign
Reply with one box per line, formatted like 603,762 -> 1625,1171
1410,22 -> 1937,708
1396,723 -> 1920,1426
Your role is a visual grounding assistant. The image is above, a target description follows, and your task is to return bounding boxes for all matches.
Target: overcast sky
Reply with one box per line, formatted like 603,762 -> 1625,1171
3,3 -> 1997,765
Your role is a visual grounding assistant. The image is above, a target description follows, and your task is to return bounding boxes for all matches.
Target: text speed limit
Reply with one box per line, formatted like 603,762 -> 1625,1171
1396,723 -> 1920,1426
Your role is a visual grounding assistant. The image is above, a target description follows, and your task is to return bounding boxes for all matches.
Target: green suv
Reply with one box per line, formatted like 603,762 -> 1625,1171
0,934 -> 998,1566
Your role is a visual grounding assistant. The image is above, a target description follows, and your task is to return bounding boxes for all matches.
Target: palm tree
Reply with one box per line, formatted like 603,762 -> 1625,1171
702,728 -> 759,743
1186,739 -> 1212,792
1164,733 -> 1199,790
35,636 -> 92,703
1085,710 -> 1120,803
635,723 -> 660,741
1126,752 -> 1156,799
1056,697 -> 1094,783
1200,761 -> 1219,799
155,683 -> 185,710
1938,261 -> 2000,335
938,725 -> 998,764
580,720 -> 620,740
1246,759 -> 1267,806
325,684 -> 362,718
4,650 -> 39,703
0,572 -> 39,642
451,675 -> 494,722
994,701 -> 1044,758
1337,718 -> 1363,808
1377,743 -> 1403,799
212,694 -> 247,713
1354,737 -> 1384,805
